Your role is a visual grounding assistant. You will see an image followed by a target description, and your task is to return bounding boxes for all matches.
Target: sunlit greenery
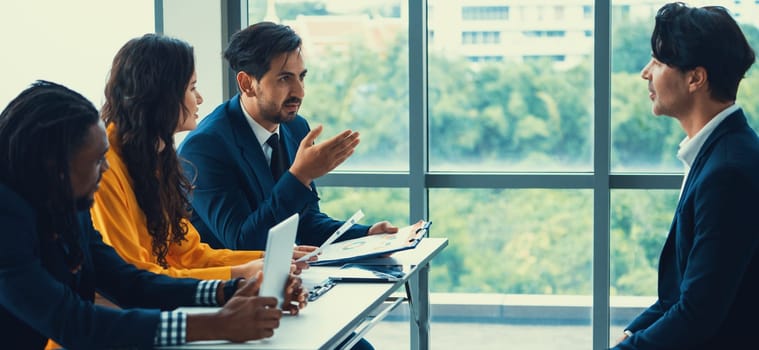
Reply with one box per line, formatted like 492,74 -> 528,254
251,1 -> 759,297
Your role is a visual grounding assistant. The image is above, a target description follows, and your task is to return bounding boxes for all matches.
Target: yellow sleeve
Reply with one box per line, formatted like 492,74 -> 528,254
166,222 -> 264,274
91,150 -> 261,280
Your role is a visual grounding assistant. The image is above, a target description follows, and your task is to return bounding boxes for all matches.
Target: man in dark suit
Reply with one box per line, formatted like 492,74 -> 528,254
0,81 -> 303,349
613,3 -> 758,349
178,22 -> 397,251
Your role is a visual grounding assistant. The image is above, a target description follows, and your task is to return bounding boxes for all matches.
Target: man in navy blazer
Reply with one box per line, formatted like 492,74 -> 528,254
613,3 -> 758,349
178,22 -> 397,251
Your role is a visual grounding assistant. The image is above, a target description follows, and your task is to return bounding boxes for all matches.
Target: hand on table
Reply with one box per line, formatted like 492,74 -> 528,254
368,221 -> 399,235
188,272 -> 281,342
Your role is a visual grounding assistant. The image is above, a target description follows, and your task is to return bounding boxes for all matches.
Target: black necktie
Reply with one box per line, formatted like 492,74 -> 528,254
267,133 -> 286,181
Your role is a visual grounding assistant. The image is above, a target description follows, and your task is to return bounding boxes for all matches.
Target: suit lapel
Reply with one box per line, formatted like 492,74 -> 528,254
226,95 -> 276,193
279,124 -> 296,167
676,110 -> 748,212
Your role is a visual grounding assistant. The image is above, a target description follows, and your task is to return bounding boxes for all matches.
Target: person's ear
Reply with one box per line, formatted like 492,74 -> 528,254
688,66 -> 708,93
236,72 -> 257,96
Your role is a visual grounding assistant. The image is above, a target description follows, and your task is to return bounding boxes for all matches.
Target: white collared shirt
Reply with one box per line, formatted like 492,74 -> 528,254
240,99 -> 280,164
676,104 -> 741,198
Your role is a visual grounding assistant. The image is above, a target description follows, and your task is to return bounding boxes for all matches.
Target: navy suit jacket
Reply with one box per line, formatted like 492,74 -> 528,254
0,183 -> 200,349
615,110 -> 759,349
178,94 -> 369,250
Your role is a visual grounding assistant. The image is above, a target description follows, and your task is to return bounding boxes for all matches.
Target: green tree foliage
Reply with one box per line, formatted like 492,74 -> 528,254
429,56 -> 592,170
612,18 -> 654,74
300,32 -> 410,169
296,16 -> 759,297
611,73 -> 684,170
610,191 -> 678,295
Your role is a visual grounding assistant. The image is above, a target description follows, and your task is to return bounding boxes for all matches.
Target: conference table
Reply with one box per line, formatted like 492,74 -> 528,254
162,237 -> 448,350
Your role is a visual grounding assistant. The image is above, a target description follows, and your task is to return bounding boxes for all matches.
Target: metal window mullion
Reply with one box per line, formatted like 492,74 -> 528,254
221,0 -> 247,101
409,0 -> 429,227
154,0 -> 164,34
593,0 -> 612,349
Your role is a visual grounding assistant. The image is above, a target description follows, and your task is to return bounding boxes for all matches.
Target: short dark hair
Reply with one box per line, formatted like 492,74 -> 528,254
651,2 -> 755,102
0,80 -> 100,269
223,21 -> 302,81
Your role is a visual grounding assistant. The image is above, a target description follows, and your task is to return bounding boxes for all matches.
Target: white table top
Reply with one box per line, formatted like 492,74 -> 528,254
162,238 -> 448,350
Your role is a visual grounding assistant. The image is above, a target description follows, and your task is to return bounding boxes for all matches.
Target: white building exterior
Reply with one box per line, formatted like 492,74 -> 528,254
268,0 -> 759,69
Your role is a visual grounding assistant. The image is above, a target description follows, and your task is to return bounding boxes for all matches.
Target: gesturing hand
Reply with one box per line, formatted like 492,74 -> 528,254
289,125 -> 360,186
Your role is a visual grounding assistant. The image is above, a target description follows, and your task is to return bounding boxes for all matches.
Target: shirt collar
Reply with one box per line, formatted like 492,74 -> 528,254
240,98 -> 279,148
677,104 -> 740,168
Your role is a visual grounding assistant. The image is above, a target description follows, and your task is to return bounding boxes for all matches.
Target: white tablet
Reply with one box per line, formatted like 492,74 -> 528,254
259,213 -> 299,308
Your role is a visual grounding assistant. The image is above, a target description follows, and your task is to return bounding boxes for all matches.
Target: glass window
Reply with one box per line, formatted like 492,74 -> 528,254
609,190 -> 677,344
429,0 -> 593,172
462,31 -> 475,44
248,0 -> 409,171
463,31 -> 501,45
242,1 -> 759,349
429,188 -> 593,349
462,6 -> 509,21
583,5 -> 593,19
0,1 -> 154,108
610,1 -> 759,172
317,187 -> 408,229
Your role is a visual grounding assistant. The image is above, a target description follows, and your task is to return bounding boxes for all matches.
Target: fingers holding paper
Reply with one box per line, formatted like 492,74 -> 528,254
291,245 -> 318,273
292,245 -> 318,263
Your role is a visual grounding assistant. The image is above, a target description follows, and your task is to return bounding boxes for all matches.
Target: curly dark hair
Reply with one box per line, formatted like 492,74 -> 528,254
101,34 -> 195,268
0,80 -> 101,270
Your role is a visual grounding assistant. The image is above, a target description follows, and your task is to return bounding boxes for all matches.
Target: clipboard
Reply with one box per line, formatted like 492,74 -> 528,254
294,209 -> 364,263
329,263 -> 405,283
310,220 -> 431,266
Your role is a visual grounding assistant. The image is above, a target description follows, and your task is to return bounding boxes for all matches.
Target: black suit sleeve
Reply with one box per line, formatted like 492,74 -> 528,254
0,196 -> 165,349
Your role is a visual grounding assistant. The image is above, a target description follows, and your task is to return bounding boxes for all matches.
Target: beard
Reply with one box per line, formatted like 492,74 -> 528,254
259,97 -> 300,124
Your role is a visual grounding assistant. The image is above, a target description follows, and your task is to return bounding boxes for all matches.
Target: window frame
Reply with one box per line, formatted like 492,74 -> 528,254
193,1 -> 684,349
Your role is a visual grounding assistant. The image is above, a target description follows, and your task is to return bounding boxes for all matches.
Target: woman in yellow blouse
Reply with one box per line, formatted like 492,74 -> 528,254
91,34 -> 313,280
